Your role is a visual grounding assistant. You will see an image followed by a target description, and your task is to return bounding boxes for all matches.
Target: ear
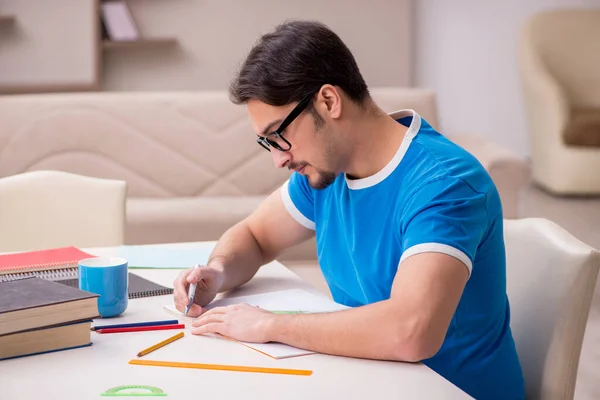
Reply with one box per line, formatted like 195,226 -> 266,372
317,84 -> 342,119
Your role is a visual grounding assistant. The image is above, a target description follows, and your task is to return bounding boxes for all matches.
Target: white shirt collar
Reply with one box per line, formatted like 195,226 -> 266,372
345,109 -> 421,190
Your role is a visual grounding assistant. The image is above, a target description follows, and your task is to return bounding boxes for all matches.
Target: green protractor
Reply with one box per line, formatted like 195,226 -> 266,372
101,385 -> 167,397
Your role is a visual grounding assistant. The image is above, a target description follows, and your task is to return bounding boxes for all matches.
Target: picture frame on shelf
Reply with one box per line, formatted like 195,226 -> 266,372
100,1 -> 139,42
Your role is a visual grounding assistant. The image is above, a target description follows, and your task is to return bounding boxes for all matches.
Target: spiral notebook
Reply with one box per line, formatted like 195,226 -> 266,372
0,247 -> 96,283
55,273 -> 173,300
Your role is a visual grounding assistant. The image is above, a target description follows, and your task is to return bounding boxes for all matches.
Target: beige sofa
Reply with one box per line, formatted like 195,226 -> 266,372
0,88 -> 528,262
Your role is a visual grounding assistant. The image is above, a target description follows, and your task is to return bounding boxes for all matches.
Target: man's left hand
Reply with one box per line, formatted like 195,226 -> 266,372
190,303 -> 275,343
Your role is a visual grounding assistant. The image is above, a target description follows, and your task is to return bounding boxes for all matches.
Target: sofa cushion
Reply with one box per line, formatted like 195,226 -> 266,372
126,196 -> 317,262
0,92 -> 291,198
564,108 -> 600,147
126,196 -> 265,243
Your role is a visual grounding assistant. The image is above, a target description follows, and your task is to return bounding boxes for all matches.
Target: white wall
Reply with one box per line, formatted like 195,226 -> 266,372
415,0 -> 599,157
103,0 -> 413,92
0,0 -> 99,93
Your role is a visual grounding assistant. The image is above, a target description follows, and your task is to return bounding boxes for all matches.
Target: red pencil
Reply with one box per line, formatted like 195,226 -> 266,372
95,324 -> 185,334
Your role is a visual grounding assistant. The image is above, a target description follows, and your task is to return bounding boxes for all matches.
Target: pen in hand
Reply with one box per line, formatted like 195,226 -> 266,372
185,264 -> 201,316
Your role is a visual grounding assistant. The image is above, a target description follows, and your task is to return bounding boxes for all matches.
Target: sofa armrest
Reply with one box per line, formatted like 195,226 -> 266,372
450,134 -> 530,219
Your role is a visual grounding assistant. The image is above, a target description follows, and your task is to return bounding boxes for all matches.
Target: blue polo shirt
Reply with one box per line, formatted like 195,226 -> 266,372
281,110 -> 525,399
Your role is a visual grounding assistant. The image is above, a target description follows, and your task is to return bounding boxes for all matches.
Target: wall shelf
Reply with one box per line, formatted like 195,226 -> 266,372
0,15 -> 16,27
102,37 -> 178,51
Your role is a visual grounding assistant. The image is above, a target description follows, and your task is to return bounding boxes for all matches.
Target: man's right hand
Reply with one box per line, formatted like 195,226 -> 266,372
171,186 -> 315,317
173,264 -> 225,317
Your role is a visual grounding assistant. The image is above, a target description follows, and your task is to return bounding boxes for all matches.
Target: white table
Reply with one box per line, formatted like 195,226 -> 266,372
0,242 -> 471,399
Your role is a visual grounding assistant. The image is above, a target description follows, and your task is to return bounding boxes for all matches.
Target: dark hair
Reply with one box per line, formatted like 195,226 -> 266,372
229,20 -> 370,108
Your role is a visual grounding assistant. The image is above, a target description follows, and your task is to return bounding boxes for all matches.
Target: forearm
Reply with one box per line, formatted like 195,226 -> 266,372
266,300 -> 429,362
208,221 -> 272,292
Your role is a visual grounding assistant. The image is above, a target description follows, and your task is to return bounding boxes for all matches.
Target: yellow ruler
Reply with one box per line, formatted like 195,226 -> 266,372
129,359 -> 312,376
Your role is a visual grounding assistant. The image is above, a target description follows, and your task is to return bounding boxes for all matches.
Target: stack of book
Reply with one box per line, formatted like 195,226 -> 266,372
0,277 -> 99,360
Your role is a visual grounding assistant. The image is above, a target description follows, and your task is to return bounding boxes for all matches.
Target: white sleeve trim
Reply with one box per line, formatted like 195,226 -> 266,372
399,243 -> 472,276
280,180 -> 316,230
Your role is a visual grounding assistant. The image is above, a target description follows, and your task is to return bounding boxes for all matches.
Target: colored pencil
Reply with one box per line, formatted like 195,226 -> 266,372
92,319 -> 179,331
96,324 -> 185,334
129,359 -> 312,376
137,332 -> 184,357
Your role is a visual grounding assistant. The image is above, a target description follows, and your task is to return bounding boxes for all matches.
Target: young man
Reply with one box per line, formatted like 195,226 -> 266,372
173,20 -> 525,399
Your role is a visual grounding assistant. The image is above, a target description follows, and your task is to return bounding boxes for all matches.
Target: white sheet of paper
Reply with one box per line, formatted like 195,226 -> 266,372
164,289 -> 349,359
119,243 -> 214,269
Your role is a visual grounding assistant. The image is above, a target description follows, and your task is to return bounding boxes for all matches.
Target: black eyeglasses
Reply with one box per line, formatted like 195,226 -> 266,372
256,92 -> 314,152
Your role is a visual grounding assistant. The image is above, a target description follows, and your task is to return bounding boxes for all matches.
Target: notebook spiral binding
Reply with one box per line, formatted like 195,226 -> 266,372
52,274 -> 174,300
0,260 -> 82,273
128,288 -> 174,299
0,267 -> 78,283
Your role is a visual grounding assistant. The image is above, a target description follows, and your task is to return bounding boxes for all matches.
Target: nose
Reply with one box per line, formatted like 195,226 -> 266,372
271,148 -> 290,169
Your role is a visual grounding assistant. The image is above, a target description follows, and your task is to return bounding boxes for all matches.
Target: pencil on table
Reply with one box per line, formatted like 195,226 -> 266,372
96,324 -> 185,334
92,319 -> 179,331
137,332 -> 185,357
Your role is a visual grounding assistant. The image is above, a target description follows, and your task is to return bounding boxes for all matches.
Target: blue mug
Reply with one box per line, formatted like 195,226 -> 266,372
78,257 -> 129,318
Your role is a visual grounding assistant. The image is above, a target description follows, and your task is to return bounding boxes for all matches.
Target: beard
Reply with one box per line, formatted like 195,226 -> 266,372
289,162 -> 337,190
288,114 -> 337,190
309,168 -> 337,190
